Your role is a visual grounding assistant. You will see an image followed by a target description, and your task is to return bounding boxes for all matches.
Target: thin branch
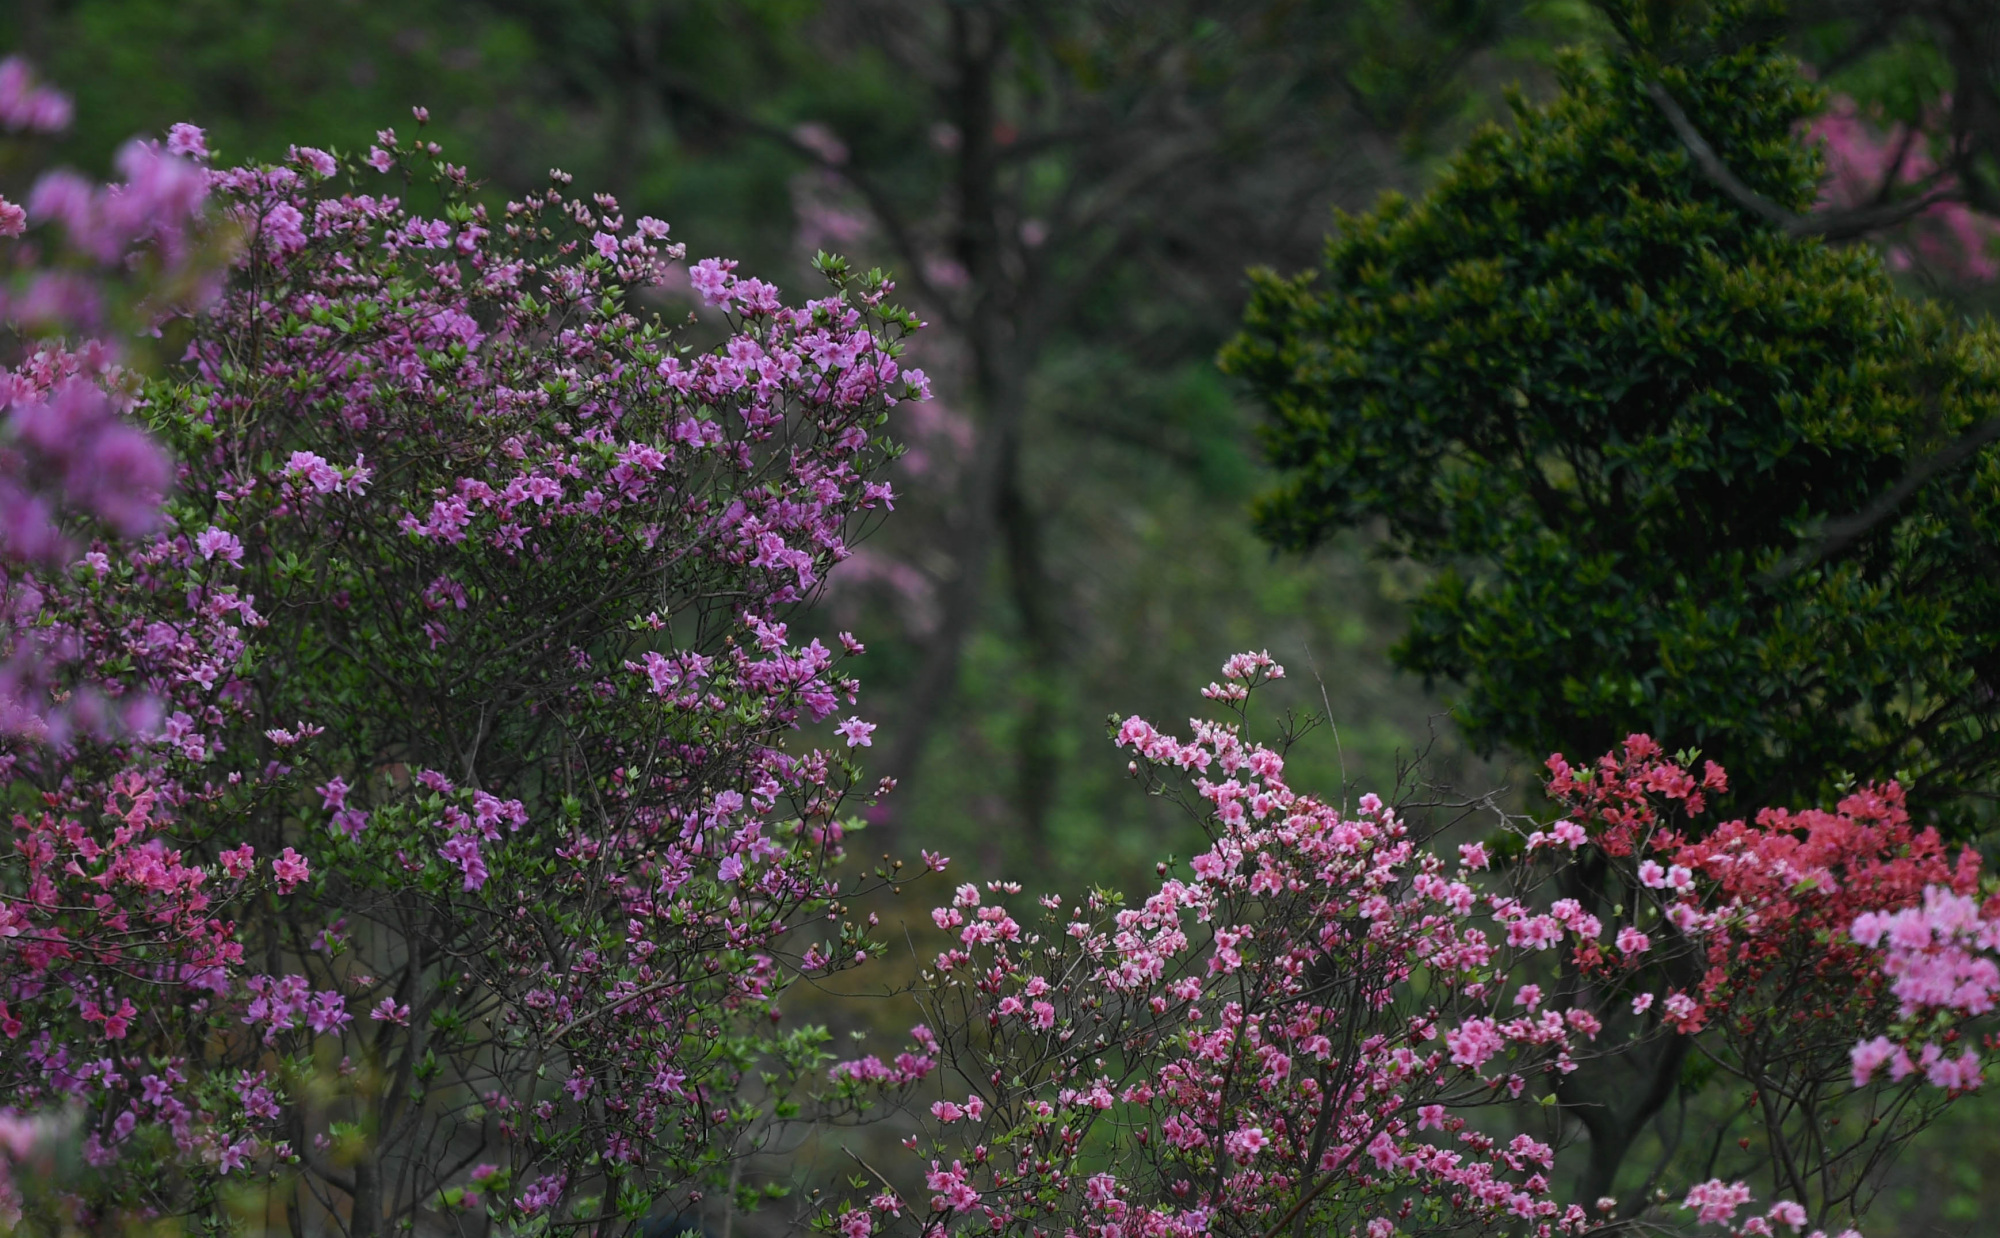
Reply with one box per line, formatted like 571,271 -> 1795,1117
1645,81 -> 1961,242
647,72 -> 961,326
1763,415 -> 2000,582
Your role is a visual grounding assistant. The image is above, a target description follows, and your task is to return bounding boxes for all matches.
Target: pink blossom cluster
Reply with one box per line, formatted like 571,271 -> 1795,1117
827,1025 -> 940,1089
1682,1179 -> 1835,1236
835,655 -> 1627,1238
0,769 -> 324,1207
821,667 -> 1961,1238
1847,886 -> 2000,1090
1536,735 -> 1998,1224
0,59 -> 223,747
1547,736 -> 1988,1086
1807,94 -> 1999,281
0,59 -> 71,134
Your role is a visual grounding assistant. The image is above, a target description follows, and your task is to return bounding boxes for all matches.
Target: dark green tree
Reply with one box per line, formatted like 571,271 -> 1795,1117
1223,0 -> 2000,829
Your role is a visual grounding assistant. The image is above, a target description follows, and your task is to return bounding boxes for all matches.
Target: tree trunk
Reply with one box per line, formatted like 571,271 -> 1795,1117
1559,1030 -> 1691,1210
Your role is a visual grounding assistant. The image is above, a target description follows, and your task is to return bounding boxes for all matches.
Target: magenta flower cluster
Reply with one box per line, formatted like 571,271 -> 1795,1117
0,60 -> 227,745
0,77 -> 926,1229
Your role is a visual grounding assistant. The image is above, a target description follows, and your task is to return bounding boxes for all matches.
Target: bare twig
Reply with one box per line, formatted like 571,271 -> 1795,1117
1301,638 -> 1349,812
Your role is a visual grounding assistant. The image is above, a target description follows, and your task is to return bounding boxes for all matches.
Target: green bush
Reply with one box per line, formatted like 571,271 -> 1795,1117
1222,0 -> 2000,825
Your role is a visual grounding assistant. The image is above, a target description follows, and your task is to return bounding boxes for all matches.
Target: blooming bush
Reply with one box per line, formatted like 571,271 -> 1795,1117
823,658 -> 2000,1238
0,92 -> 928,1231
1542,737 -> 1981,1222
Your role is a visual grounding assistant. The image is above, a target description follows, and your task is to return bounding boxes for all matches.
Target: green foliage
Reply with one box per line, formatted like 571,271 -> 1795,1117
5,0 -> 523,167
1222,0 -> 2000,823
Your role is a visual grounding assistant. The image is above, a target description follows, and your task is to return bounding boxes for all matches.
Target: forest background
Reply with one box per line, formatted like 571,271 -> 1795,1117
6,0 -> 2000,1232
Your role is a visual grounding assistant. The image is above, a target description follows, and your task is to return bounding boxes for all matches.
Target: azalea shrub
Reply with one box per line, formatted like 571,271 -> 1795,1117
826,656 -> 1994,1238
0,82 -> 931,1233
827,653 -> 1610,1238
1542,739 -> 1982,1223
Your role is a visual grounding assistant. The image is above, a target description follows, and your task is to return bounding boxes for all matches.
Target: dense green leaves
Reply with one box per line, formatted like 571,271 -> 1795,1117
1224,0 -> 2000,824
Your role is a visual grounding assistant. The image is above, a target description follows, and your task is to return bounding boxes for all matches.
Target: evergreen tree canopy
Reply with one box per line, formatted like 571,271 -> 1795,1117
1223,0 -> 2000,826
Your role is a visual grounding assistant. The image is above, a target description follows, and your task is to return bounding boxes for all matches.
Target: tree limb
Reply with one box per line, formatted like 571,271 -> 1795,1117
1645,80 -> 1960,242
1762,414 -> 2000,582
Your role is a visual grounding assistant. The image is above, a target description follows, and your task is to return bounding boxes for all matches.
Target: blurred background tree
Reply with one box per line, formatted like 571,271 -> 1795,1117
476,0 -> 1611,875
